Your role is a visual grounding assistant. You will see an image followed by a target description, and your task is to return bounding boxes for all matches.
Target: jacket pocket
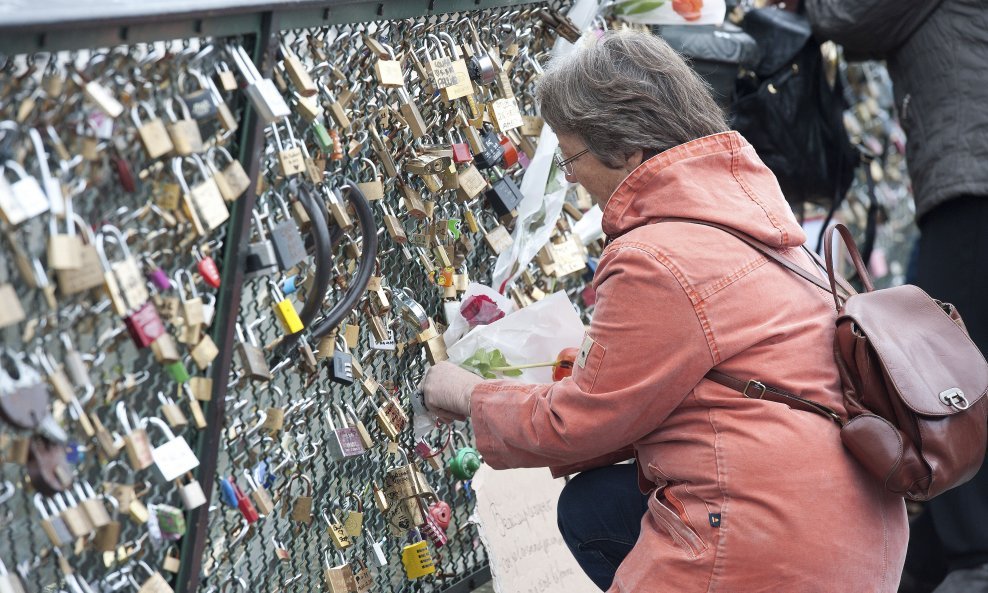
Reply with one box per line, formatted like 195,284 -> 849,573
648,489 -> 708,558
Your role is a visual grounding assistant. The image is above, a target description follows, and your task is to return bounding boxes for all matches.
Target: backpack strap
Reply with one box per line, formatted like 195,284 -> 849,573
656,217 -> 849,425
705,370 -> 844,426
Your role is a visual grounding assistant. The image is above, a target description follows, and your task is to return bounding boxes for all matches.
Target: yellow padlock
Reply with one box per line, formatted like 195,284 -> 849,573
269,280 -> 304,334
401,536 -> 435,579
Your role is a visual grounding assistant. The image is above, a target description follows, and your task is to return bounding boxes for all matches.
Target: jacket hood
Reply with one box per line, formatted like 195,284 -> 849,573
602,131 -> 806,248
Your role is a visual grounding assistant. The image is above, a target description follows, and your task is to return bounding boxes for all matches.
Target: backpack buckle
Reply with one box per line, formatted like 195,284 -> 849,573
939,388 -> 970,410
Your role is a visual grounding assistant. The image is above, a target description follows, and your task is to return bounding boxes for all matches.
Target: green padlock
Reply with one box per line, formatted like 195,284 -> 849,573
448,431 -> 482,480
313,121 -> 333,152
165,360 -> 190,384
152,503 -> 186,540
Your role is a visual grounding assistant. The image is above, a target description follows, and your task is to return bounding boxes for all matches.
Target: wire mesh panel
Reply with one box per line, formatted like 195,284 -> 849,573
0,37 -> 250,592
198,3 -> 583,592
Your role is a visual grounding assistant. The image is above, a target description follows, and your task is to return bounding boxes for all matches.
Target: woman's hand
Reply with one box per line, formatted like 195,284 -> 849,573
421,361 -> 484,423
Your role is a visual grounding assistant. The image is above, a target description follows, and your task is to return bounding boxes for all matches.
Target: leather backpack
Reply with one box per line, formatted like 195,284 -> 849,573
688,220 -> 988,501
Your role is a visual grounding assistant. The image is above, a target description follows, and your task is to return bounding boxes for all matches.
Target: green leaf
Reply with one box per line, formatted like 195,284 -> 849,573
489,349 -> 509,367
502,369 -> 523,377
482,371 -> 496,379
624,0 -> 666,15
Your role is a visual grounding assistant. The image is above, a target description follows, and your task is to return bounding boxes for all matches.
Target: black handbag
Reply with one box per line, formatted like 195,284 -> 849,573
731,7 -> 859,208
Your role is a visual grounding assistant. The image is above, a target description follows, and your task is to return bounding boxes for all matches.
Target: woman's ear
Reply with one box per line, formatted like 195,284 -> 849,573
624,149 -> 644,172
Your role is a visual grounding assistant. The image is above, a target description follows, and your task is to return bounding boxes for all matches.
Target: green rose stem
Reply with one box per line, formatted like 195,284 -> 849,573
488,361 -> 555,371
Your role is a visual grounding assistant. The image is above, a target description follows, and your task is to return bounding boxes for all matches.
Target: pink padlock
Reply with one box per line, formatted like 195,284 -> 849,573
428,500 -> 452,531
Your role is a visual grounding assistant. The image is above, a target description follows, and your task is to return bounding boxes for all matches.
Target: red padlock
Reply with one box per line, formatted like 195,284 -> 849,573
111,151 -> 137,193
428,500 -> 452,531
499,135 -> 519,169
232,479 -> 259,523
195,248 -> 221,289
451,142 -> 473,164
419,511 -> 448,548
124,301 -> 166,348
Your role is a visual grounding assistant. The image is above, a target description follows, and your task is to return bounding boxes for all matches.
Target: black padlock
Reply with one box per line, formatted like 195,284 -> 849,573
472,126 -> 505,171
268,194 -> 308,270
485,175 -> 525,219
181,70 -> 219,121
330,337 -> 355,386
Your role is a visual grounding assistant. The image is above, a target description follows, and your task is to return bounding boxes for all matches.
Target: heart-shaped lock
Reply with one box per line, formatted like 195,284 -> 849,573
428,500 -> 451,531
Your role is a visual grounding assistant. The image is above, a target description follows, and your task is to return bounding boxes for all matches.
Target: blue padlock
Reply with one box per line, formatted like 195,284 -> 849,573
280,275 -> 298,295
218,476 -> 238,507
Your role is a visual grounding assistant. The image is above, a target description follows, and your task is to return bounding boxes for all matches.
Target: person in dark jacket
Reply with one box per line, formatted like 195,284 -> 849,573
806,1 -> 988,592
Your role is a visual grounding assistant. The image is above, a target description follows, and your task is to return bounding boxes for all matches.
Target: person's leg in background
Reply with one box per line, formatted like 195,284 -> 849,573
557,463 -> 649,591
913,195 -> 988,593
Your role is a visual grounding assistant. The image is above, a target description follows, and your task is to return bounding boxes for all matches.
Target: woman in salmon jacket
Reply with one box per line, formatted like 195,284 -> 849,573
421,29 -> 907,593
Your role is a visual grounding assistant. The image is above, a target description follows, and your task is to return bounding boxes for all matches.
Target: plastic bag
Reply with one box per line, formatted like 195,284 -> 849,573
447,291 -> 585,384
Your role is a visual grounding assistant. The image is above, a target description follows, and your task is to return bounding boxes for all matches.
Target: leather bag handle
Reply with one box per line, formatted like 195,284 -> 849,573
824,223 -> 874,311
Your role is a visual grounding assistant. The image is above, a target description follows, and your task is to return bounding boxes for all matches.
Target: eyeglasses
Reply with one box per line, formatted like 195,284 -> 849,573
554,147 -> 590,176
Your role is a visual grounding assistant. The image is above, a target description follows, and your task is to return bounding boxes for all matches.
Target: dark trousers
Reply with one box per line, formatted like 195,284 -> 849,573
907,195 -> 988,581
556,463 -> 648,591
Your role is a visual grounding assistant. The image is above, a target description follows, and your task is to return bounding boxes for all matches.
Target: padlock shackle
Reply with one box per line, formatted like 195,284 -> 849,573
141,415 -> 176,443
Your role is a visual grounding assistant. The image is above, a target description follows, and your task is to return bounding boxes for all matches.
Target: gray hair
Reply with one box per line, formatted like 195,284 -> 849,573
536,29 -> 729,168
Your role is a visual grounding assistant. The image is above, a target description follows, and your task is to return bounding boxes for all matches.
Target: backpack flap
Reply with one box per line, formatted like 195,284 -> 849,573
740,8 -> 811,76
841,285 -> 988,417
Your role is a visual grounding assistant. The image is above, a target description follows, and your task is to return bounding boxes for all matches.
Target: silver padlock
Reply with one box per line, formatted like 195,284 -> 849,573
178,473 -> 207,510
0,160 -> 50,226
144,417 -> 200,482
326,404 -> 366,461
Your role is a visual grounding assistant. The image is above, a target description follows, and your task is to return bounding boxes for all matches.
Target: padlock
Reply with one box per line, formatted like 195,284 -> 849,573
74,481 -> 112,529
193,246 -> 222,289
46,196 -> 82,272
448,431 -> 483,480
156,392 -> 188,429
116,402 -> 153,471
323,550 -> 357,593
346,404 -> 374,449
418,501 -> 448,548
472,125 -> 506,170
163,97 -> 204,156
272,119 -> 306,177
486,174 -> 524,219
383,450 -> 428,533
373,41 -> 405,87
162,545 -> 182,574
231,479 -> 259,524
236,322 -> 271,381
0,160 -> 50,225
269,280 -> 304,334
143,253 -> 172,292
428,499 -> 452,531
56,214 -> 105,295
466,21 -> 499,86
422,33 -> 458,90
356,157 -> 385,201
180,69 -> 219,121
0,556 -> 27,593
478,211 -> 514,255
53,492 -> 92,539
96,225 -> 150,316
178,473 -> 207,510
93,494 -> 122,552
131,102 -> 175,159
329,335 -> 354,386
135,561 -> 175,593
144,417 -> 199,482
244,210 -> 279,278
174,155 -> 230,233
401,530 -> 436,579
243,469 -> 274,516
351,557 -> 374,593
34,493 -> 72,547
267,191 -> 307,270
228,43 -> 291,124
206,146 -> 250,203
165,359 -> 191,384
438,32 -> 474,101
323,507 -> 353,550
343,492 -> 365,538
288,473 -> 314,524
152,503 -> 186,539
326,404 -> 366,460
488,97 -> 524,133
